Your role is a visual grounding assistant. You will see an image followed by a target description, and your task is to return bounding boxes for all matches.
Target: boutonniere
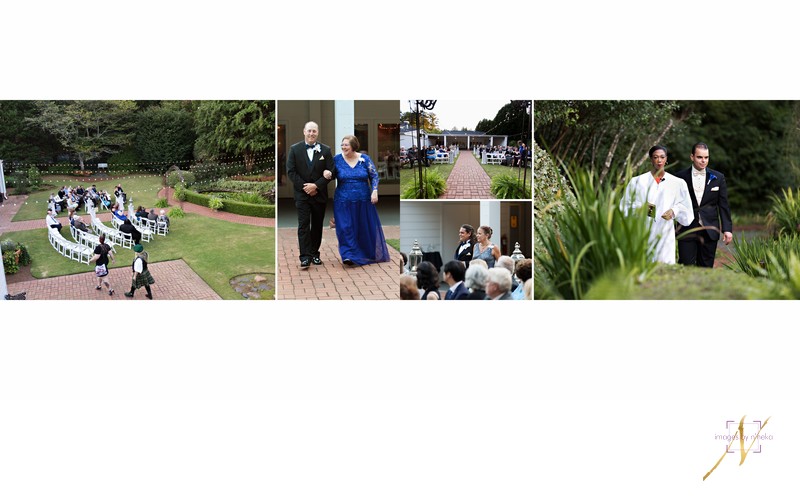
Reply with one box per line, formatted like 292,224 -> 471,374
707,173 -> 717,186
358,156 -> 365,163
313,144 -> 321,154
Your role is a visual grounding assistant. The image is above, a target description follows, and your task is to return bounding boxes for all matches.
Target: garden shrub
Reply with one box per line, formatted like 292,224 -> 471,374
26,167 -> 42,190
1,240 -> 32,275
490,174 -> 531,199
182,189 -> 274,217
208,196 -> 224,211
167,207 -> 185,218
401,169 -> 447,199
155,197 -> 170,208
166,170 -> 196,188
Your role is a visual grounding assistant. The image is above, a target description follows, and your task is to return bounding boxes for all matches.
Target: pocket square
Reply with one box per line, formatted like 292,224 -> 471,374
711,186 -> 719,191
319,157 -> 325,161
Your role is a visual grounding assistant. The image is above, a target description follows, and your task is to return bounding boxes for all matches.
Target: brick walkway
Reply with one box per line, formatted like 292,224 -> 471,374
440,152 -> 493,199
6,259 -> 221,300
277,225 -> 400,300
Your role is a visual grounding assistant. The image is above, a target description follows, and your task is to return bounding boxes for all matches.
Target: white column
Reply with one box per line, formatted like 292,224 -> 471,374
334,100 -> 355,155
0,159 -> 7,298
480,200 -> 502,251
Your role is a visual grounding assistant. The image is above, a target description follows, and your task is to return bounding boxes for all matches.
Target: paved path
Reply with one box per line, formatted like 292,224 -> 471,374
440,153 -> 493,199
6,259 -> 221,300
158,188 -> 275,227
277,225 -> 400,300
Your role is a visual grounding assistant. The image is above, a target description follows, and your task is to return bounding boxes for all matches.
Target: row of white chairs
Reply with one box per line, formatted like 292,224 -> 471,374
111,215 -> 153,242
70,224 -> 117,254
48,228 -> 93,265
126,202 -> 168,236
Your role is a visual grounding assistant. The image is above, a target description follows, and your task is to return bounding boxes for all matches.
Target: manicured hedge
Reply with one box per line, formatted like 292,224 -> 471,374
183,190 -> 274,218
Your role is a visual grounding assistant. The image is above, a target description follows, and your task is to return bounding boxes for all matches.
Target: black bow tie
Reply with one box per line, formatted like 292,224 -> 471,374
306,143 -> 316,149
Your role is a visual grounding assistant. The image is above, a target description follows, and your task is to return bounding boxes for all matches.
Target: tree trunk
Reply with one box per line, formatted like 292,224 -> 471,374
245,152 -> 254,172
599,127 -> 623,185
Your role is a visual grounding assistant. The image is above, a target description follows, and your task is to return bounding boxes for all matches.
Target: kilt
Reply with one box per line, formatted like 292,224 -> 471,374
133,269 -> 155,289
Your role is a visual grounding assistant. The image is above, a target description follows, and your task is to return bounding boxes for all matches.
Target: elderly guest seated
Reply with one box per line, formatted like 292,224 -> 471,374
73,215 -> 90,233
464,263 -> 488,300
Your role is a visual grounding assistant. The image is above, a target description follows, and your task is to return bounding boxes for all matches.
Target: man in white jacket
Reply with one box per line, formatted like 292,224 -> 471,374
621,145 -> 694,264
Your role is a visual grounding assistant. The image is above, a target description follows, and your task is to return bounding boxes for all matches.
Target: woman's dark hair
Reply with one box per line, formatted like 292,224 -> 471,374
479,225 -> 494,239
416,261 -> 439,291
648,145 -> 668,158
461,224 -> 477,245
514,259 -> 533,282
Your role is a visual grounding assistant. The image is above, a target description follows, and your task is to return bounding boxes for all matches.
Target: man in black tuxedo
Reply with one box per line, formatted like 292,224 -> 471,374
286,121 -> 335,267
675,142 -> 733,268
454,224 -> 475,269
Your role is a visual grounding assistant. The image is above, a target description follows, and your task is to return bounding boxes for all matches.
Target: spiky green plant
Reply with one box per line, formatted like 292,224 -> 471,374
534,166 -> 657,299
401,169 -> 447,199
767,188 -> 800,238
490,174 -> 531,199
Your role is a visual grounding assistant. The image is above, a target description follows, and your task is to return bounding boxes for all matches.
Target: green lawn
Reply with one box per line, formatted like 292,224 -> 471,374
2,213 -> 274,300
387,239 -> 400,252
13,174 -> 164,222
584,264 -> 780,300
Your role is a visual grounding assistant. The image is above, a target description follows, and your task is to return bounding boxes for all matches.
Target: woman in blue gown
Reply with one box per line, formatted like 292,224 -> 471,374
324,135 -> 390,266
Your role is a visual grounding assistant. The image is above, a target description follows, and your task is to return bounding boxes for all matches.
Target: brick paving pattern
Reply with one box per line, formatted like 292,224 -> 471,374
6,259 -> 220,300
278,225 -> 400,300
439,152 -> 493,199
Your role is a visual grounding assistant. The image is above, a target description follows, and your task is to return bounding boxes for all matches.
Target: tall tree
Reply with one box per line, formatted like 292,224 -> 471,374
194,100 -> 275,171
478,100 -> 531,139
26,100 -> 137,169
135,104 -> 196,166
400,110 -> 440,133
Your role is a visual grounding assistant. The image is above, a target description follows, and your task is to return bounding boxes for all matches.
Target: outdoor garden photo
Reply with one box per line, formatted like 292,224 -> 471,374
0,100 -> 275,300
400,100 -> 532,200
534,100 -> 800,299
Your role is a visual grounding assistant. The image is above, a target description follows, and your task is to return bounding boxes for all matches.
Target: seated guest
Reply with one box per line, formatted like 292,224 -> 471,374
73,215 -> 90,233
100,191 -> 112,208
135,206 -> 147,219
147,208 -> 158,221
157,210 -> 170,228
45,208 -> 62,233
464,264 -> 488,300
118,218 -> 142,244
511,259 -> 532,300
442,260 -> 469,300
484,267 -> 514,300
399,275 -> 420,300
112,204 -> 127,222
497,256 -> 519,292
416,261 -> 441,300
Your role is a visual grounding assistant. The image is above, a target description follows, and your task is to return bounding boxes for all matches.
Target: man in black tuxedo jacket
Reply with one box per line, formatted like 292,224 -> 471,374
286,121 -> 336,267
454,224 -> 476,269
675,142 -> 733,268
442,260 -> 470,300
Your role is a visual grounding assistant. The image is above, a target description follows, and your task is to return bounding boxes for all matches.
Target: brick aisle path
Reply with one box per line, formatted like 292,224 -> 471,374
439,152 -> 493,199
277,225 -> 400,300
6,259 -> 220,300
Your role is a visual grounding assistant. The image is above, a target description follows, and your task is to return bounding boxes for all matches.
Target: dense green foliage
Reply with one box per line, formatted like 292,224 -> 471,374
474,100 -> 531,143
0,101 -> 62,162
182,189 -> 274,217
2,240 -> 32,275
194,101 -> 275,172
135,106 -> 196,165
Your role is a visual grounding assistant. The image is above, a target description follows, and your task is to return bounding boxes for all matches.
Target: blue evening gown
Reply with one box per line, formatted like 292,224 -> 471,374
332,153 -> 390,266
